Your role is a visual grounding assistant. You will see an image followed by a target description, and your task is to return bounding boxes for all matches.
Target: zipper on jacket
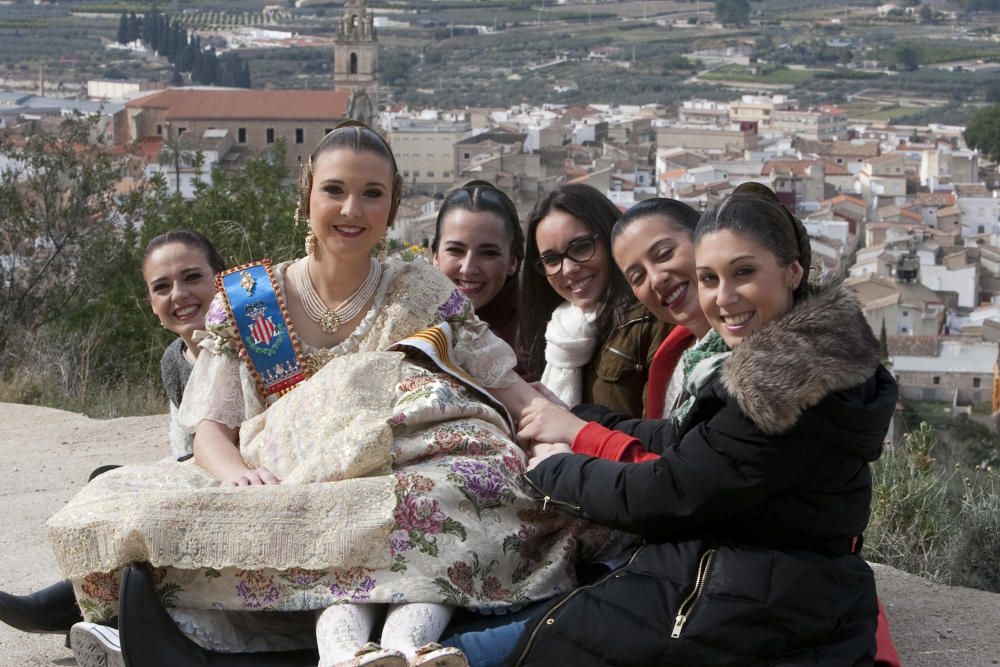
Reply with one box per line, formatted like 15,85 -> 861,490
513,544 -> 646,667
606,345 -> 642,371
521,473 -> 583,512
670,548 -> 717,639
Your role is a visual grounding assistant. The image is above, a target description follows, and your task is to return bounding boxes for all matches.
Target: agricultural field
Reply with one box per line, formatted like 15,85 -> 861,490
0,0 -> 996,121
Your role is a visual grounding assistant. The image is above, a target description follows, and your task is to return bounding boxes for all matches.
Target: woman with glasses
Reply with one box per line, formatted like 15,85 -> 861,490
431,180 -> 524,352
516,184 -> 667,417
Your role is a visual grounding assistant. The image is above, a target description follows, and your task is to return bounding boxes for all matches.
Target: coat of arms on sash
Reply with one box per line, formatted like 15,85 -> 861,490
244,301 -> 285,355
217,260 -> 305,398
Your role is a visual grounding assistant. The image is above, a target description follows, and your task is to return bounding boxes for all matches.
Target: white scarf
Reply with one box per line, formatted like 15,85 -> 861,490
541,301 -> 598,407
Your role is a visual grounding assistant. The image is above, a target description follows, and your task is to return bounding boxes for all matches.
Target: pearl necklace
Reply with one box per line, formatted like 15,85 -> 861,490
296,257 -> 381,334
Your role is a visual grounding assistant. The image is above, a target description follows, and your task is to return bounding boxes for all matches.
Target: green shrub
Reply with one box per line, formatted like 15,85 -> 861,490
866,422 -> 956,582
948,475 -> 1000,593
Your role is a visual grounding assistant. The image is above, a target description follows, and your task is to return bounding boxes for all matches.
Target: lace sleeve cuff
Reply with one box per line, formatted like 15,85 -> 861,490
177,350 -> 247,432
451,311 -> 519,389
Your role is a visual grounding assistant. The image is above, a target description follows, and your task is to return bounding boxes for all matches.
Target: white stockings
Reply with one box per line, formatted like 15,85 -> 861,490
316,602 -> 454,665
316,603 -> 378,666
381,603 -> 454,660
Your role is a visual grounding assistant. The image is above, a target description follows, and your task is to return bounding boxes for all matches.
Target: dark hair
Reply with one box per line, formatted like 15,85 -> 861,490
612,197 -> 701,244
693,183 -> 812,302
143,229 -> 226,274
516,183 -> 636,378
432,180 -> 525,274
297,120 -> 403,227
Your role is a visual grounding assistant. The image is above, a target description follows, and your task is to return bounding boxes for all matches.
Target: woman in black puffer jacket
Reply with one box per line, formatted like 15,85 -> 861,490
506,185 -> 898,667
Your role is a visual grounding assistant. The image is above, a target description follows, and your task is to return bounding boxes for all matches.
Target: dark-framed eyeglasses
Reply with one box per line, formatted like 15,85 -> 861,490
533,234 -> 600,276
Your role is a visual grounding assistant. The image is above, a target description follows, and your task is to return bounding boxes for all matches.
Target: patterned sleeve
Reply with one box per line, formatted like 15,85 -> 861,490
176,293 -> 266,432
440,288 -> 520,389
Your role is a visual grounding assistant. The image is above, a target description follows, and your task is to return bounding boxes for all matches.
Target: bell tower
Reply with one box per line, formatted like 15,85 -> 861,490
334,0 -> 377,95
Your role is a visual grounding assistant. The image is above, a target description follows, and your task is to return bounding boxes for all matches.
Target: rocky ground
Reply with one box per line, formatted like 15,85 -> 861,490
0,402 -> 998,666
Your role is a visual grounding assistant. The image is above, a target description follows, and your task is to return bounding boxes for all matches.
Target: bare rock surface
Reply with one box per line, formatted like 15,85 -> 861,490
1,401 -> 999,666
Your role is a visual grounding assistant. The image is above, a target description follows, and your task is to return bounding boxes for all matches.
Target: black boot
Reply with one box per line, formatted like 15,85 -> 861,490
0,579 -> 83,634
118,563 -> 318,667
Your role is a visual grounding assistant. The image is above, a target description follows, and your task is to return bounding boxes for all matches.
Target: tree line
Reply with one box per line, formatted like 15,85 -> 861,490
116,9 -> 251,88
0,116 -> 295,407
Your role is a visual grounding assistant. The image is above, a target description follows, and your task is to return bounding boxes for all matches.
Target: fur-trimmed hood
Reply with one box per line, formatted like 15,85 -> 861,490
720,282 -> 883,436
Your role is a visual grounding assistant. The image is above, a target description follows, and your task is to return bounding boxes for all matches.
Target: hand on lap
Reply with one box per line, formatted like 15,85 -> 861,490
527,442 -> 573,471
517,398 -> 588,449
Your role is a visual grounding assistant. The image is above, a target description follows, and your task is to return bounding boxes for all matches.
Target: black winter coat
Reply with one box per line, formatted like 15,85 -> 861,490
509,285 -> 899,667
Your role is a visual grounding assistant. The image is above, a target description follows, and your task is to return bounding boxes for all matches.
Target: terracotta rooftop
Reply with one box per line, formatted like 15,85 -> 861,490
829,140 -> 879,158
954,183 -> 991,197
823,193 -> 867,208
914,191 -> 955,207
126,88 -> 351,122
887,335 -> 939,357
761,159 -> 822,177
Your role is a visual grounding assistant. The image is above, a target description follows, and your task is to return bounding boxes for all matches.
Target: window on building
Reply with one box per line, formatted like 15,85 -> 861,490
403,170 -> 410,177
295,128 -> 304,144
350,52 -> 358,75
428,171 -> 434,178
177,127 -> 187,136
973,377 -> 981,388
414,171 -> 420,178
443,171 -> 450,178
156,124 -> 162,135
932,376 -> 940,385
238,128 -> 246,144
902,311 -> 909,317
266,128 -> 275,144
464,153 -> 470,159
979,226 -> 986,234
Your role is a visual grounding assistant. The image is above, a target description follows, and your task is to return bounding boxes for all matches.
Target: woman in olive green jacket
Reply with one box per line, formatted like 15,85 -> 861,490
516,184 -> 667,418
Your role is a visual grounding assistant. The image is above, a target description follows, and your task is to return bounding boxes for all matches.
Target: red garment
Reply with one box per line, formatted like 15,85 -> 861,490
875,600 -> 902,667
571,325 -> 693,462
644,325 -> 696,419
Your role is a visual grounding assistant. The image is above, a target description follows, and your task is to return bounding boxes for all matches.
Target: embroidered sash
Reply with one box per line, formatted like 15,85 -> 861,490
217,260 -> 306,398
389,322 -> 515,436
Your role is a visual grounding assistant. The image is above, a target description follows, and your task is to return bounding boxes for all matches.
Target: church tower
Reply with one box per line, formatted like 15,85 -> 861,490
334,0 -> 377,95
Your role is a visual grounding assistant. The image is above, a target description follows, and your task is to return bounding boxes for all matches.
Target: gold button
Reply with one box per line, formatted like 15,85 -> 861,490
545,618 -> 555,625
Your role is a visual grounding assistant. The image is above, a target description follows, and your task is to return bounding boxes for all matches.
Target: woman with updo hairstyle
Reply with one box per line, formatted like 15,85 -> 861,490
431,180 -> 524,350
517,184 -> 667,417
508,183 -> 898,666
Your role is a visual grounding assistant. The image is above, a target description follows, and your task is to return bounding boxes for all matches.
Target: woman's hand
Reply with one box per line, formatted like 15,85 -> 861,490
228,467 -> 281,487
517,397 -> 589,450
527,442 -> 573,471
529,381 -> 569,409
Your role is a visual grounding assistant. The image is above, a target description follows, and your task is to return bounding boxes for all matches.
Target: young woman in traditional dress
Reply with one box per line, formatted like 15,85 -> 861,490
47,124 -> 606,667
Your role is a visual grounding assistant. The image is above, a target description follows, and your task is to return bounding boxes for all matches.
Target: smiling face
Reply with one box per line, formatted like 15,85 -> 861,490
695,229 -> 804,348
534,209 -> 609,312
432,209 -> 517,310
143,241 -> 219,341
308,148 -> 395,261
612,214 -> 708,337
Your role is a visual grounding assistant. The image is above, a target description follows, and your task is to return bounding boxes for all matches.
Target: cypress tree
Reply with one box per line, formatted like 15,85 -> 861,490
116,13 -> 128,44
202,48 -> 218,85
127,12 -> 140,42
880,318 -> 889,362
239,60 -> 251,88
